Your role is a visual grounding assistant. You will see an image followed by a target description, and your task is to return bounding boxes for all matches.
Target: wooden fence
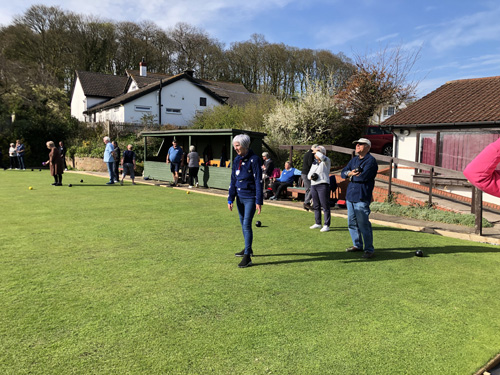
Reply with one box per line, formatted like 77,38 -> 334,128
280,144 -> 485,235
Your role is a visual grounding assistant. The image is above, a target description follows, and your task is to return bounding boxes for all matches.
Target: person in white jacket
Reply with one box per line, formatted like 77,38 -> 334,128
307,146 -> 332,232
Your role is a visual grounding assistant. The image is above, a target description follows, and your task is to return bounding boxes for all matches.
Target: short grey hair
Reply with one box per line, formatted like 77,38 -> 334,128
232,134 -> 251,149
103,136 -> 110,142
262,152 -> 269,158
189,145 -> 196,152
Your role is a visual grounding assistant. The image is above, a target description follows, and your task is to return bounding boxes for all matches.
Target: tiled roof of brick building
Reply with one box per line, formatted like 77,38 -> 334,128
382,76 -> 500,126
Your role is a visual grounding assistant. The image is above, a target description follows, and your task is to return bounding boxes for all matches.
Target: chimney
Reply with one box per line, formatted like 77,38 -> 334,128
184,69 -> 194,77
139,57 -> 147,77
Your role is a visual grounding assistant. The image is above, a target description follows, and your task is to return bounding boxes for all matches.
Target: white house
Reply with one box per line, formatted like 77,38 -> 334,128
70,61 -> 257,126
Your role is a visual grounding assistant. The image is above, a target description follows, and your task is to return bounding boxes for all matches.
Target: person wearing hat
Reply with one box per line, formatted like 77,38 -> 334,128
301,144 -> 318,211
307,146 -> 332,232
341,138 -> 378,259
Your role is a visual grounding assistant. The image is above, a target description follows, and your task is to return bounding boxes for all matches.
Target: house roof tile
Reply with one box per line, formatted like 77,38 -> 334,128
76,71 -> 128,98
382,76 -> 500,127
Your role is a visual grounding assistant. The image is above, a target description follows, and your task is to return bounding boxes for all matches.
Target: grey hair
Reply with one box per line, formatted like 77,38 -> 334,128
232,134 -> 251,149
189,145 -> 196,152
103,136 -> 110,142
262,152 -> 269,158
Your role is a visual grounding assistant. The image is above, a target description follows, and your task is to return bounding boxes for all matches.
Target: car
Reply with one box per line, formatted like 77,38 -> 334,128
365,125 -> 394,156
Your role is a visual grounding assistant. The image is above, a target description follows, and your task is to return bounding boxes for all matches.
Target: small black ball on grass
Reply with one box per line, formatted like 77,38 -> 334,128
255,221 -> 262,227
80,179 -> 83,183
68,184 -> 72,187
31,168 -> 34,171
415,250 -> 424,257
39,169 -> 41,171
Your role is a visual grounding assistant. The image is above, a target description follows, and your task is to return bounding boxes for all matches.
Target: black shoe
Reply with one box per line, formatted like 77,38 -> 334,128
362,251 -> 375,259
303,203 -> 311,211
235,249 -> 253,257
51,182 -> 57,185
238,254 -> 253,268
346,246 -> 362,252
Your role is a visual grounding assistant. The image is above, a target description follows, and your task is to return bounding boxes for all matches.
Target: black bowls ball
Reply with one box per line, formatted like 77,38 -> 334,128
255,221 -> 262,227
68,184 -> 72,187
80,179 -> 83,183
415,250 -> 424,257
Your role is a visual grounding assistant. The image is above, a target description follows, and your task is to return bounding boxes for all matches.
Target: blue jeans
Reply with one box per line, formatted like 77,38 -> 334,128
347,200 -> 374,253
107,161 -> 116,182
18,155 -> 25,169
236,196 -> 256,255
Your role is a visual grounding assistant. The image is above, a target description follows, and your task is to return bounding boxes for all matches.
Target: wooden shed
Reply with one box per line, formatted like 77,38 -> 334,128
141,129 -> 267,189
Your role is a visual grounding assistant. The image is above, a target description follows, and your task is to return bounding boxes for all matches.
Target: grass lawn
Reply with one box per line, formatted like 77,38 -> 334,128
1,170 -> 500,375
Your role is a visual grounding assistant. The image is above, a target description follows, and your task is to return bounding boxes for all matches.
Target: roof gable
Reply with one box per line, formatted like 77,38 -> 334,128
76,71 -> 128,98
86,73 -> 225,112
382,76 -> 500,127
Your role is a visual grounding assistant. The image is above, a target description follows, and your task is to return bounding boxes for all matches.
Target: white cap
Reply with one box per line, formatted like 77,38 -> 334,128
352,138 -> 371,147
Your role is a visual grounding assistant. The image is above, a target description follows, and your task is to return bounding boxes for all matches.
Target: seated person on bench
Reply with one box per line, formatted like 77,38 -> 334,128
269,161 -> 299,200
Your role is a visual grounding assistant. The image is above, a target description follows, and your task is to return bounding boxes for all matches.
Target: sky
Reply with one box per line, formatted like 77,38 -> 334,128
1,0 -> 500,98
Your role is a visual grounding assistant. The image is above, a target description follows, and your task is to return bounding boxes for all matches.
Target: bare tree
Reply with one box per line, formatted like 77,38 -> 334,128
337,45 -> 421,125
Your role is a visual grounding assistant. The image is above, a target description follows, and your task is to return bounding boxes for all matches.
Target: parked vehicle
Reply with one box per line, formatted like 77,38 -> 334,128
365,125 -> 394,156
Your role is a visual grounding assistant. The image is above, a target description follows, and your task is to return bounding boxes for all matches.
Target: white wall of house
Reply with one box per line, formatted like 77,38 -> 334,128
97,78 -> 220,126
70,79 -> 87,121
71,78 -> 109,122
371,103 -> 407,125
393,133 -> 417,181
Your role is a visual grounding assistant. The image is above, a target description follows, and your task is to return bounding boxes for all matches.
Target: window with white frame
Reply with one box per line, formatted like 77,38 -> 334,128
134,105 -> 152,112
383,106 -> 395,117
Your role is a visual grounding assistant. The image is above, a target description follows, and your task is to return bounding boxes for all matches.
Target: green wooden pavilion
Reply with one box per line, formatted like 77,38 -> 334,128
141,129 -> 267,189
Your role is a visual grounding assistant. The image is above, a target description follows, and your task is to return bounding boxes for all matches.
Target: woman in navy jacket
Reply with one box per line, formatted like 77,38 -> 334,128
227,134 -> 263,268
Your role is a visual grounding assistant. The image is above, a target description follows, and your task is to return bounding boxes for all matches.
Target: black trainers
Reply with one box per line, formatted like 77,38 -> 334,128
346,246 -> 362,252
362,251 -> 375,259
238,254 -> 253,268
235,249 -> 253,257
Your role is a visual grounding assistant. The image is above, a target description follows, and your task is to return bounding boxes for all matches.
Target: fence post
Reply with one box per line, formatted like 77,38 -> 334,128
428,167 -> 434,206
471,186 -> 476,214
474,188 -> 483,235
289,146 -> 293,164
388,158 -> 393,198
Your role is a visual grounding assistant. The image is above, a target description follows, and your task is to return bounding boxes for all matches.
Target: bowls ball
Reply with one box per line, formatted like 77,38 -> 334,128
255,221 -> 262,227
68,184 -> 72,187
415,250 -> 424,257
29,186 -> 33,190
80,179 -> 83,183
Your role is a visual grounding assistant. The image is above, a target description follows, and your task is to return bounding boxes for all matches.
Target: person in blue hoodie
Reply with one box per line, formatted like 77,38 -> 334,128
227,134 -> 263,268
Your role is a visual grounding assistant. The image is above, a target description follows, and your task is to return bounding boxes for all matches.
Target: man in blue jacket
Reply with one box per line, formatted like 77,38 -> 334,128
341,138 -> 378,259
